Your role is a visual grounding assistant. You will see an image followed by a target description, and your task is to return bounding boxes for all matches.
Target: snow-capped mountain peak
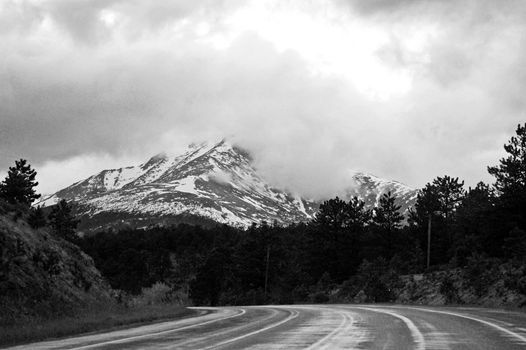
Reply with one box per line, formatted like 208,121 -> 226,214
38,140 -> 418,232
39,141 -> 318,231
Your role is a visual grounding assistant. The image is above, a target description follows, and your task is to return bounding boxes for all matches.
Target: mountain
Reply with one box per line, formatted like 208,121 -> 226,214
38,140 -> 418,232
345,172 -> 418,215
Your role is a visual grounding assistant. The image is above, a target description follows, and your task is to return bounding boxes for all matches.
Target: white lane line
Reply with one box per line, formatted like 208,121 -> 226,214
305,310 -> 350,350
355,307 -> 425,350
419,320 -> 452,350
163,307 -> 281,349
404,307 -> 526,344
286,305 -> 369,349
201,308 -> 300,350
67,308 -> 247,350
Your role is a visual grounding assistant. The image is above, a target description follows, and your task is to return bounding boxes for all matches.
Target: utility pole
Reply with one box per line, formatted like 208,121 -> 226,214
427,213 -> 432,269
264,245 -> 270,299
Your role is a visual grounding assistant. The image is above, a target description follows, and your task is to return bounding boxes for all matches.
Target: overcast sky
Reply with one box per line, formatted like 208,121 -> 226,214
1,0 -> 525,198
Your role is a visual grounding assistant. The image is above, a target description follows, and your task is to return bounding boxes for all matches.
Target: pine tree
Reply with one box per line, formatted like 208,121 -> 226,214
28,206 -> 47,229
0,159 -> 41,205
346,196 -> 372,232
373,191 -> 404,257
410,176 -> 465,265
311,196 -> 370,282
313,196 -> 371,231
313,197 -> 348,229
374,192 -> 404,233
410,183 -> 440,227
432,175 -> 465,225
488,123 -> 526,230
49,199 -> 80,242
488,123 -> 526,194
432,175 -> 465,246
453,182 -> 495,259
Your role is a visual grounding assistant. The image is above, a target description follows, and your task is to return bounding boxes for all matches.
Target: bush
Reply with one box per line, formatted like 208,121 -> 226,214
129,282 -> 185,306
291,285 -> 309,302
354,258 -> 399,302
439,274 -> 459,304
310,291 -> 329,303
502,262 -> 526,295
463,255 -> 500,297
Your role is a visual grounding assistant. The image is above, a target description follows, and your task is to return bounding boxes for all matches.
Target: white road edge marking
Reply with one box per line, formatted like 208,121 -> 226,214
406,307 -> 526,344
201,308 -> 300,349
68,308 -> 247,350
355,307 -> 426,350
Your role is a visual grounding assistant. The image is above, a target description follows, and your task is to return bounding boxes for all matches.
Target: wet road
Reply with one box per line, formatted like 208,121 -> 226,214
7,305 -> 526,349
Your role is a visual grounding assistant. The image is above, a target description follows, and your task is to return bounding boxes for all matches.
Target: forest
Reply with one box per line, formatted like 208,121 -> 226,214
2,124 -> 526,307
78,123 -> 526,306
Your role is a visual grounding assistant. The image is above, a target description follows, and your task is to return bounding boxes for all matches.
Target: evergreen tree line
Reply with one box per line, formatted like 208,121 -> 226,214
77,124 -> 526,305
2,123 -> 526,305
0,159 -> 79,241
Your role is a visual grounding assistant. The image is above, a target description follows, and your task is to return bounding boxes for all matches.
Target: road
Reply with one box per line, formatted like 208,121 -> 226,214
6,305 -> 526,349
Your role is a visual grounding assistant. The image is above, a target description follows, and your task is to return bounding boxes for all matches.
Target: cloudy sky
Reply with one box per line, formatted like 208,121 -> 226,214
1,0 -> 525,198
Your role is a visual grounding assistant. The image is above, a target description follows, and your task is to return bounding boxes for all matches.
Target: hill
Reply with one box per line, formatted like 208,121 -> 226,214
0,202 -> 112,324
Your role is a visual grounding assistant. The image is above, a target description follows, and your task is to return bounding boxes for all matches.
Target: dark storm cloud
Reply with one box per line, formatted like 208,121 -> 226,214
342,0 -> 524,20
0,0 -> 243,163
0,22 -> 375,196
343,0 -> 443,15
2,0 -> 526,196
42,0 -> 242,44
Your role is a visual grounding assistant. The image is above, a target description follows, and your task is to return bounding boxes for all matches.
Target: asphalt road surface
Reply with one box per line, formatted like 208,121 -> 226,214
7,305 -> 526,349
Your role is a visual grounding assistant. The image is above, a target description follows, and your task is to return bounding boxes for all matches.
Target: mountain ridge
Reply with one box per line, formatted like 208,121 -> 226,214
38,140 -> 418,232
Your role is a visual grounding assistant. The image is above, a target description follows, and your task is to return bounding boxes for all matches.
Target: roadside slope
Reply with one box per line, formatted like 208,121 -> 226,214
0,203 -> 113,324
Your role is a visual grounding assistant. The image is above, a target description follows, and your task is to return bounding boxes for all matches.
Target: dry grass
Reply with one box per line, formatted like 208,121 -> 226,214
0,303 -> 196,348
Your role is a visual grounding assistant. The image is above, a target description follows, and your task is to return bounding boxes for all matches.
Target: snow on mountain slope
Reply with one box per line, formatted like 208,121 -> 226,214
345,172 -> 418,214
38,140 -> 418,232
39,141 -> 318,231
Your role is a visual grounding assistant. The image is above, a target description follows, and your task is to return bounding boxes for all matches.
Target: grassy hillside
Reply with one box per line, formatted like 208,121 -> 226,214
0,203 -> 113,324
0,202 -> 195,347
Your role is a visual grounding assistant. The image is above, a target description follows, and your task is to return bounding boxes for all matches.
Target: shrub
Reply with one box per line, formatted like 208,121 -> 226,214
463,255 -> 500,297
353,258 -> 399,302
439,274 -> 459,304
502,263 -> 526,295
133,282 -> 172,306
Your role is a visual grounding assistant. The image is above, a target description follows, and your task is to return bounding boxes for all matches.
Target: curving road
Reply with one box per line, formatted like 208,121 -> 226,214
6,305 -> 526,349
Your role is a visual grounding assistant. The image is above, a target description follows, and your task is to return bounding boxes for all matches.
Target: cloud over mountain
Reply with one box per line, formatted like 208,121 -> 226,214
1,0 -> 525,198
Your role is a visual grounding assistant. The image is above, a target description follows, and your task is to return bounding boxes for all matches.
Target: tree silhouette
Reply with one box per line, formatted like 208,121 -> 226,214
374,192 -> 404,233
452,182 -> 495,260
313,197 -> 348,229
373,191 -> 404,256
488,123 -> 526,231
488,123 -> 526,194
0,159 -> 41,205
346,196 -> 373,232
432,175 -> 465,245
313,196 -> 371,231
28,206 -> 47,228
49,199 -> 80,242
411,183 -> 440,226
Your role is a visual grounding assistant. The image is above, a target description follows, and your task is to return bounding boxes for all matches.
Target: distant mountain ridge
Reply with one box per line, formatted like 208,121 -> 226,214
39,140 -> 418,232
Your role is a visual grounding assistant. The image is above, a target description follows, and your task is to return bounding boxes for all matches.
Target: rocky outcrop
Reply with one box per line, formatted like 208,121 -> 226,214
396,265 -> 526,307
